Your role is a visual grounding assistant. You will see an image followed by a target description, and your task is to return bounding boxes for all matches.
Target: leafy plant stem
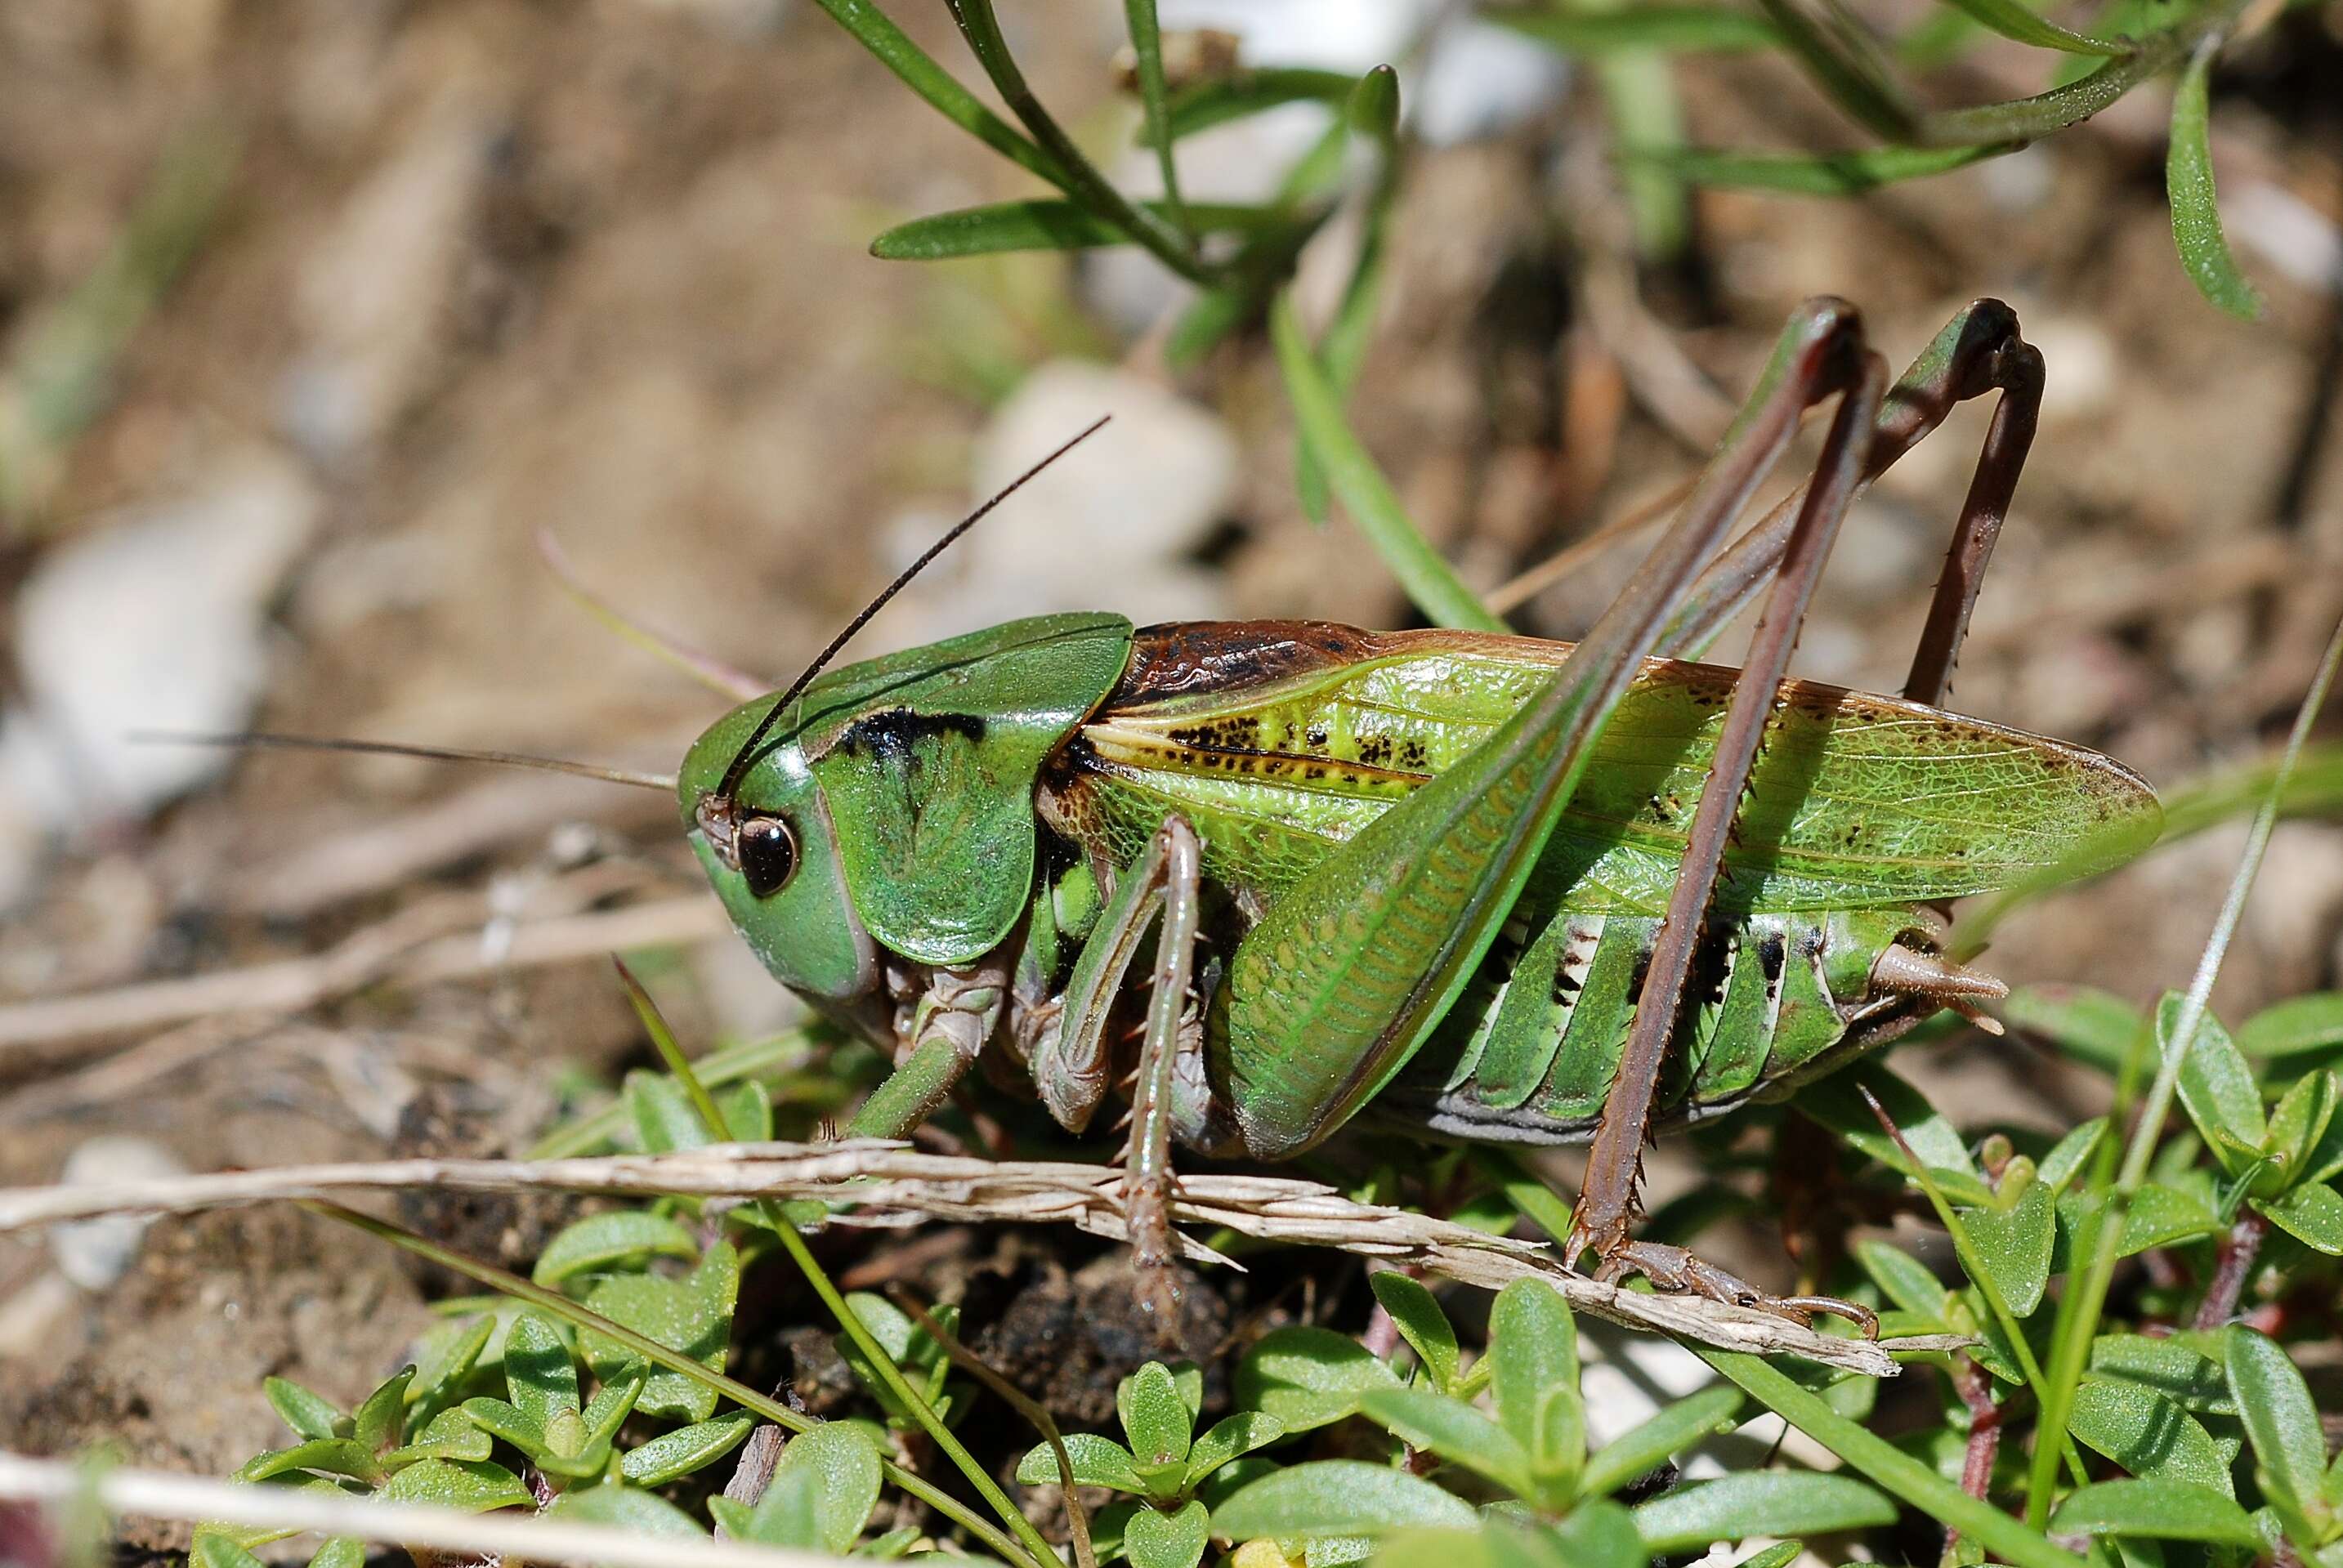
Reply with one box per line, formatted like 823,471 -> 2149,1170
615,962 -> 1062,1568
1915,0 -> 2249,145
2191,1208 -> 2269,1330
2027,608 -> 2343,1524
943,0 -> 1214,284
1947,1354 -> 2004,1557
299,1201 -> 1033,1566
1695,1348 -> 2081,1568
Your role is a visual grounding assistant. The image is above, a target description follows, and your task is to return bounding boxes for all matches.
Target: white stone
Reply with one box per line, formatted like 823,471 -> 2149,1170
50,1136 -> 188,1291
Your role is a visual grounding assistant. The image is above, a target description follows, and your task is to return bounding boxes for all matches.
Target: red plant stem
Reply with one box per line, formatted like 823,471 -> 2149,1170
1945,1353 -> 2005,1557
2193,1209 -> 2270,1331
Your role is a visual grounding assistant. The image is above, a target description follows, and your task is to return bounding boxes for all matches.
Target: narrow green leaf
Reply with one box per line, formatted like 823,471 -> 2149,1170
1122,0 -> 1189,242
350,1367 -> 414,1456
1236,1325 -> 1401,1433
2088,1333 -> 2231,1413
2225,1325 -> 2336,1530
1358,1386 -> 1534,1494
2050,1480 -> 2264,1544
1854,1239 -> 1952,1320
2166,39 -> 2261,319
1017,1432 -> 1148,1493
382,1407 -> 494,1467
1211,1460 -> 1479,1538
1272,293 -> 1502,631
235,1440 -> 381,1486
2239,994 -> 2343,1063
807,0 -> 1068,191
1641,141 -> 2011,195
1632,1472 -> 1898,1552
304,1539 -> 364,1568
548,1482 -> 706,1535
2266,1071 -> 2337,1184
1490,1279 -> 1584,1485
1486,4 -> 1782,51
1752,0 -> 1919,139
191,1536 -> 268,1568
1370,1272 -> 1461,1393
2041,1118 -> 2110,1194
378,1458 -> 533,1512
2256,1181 -> 2343,1254
1581,1385 -> 1746,1499
1159,69 -> 1356,141
1184,1412 -> 1285,1490
1801,1068 -> 1984,1185
262,1378 -> 345,1443
1120,1362 -> 1196,1467
1697,1349 -> 2081,1568
626,1070 -> 710,1154
2168,996 -> 2268,1170
1927,0 -> 2124,55
870,199 -> 1273,261
2068,1376 -> 2234,1494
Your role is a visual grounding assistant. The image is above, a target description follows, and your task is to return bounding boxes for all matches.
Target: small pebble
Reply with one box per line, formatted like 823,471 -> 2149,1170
50,1136 -> 188,1292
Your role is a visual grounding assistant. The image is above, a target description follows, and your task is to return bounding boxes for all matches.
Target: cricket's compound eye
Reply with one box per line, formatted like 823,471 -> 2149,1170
736,815 -> 798,898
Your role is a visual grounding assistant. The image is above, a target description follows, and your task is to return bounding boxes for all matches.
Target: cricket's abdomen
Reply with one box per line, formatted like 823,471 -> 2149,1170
1378,905 -> 1932,1144
1049,621 -> 2160,918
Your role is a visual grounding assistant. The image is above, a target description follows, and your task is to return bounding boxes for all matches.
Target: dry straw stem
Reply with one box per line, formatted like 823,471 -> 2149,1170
0,1450 -> 841,1568
0,1141 -> 1956,1374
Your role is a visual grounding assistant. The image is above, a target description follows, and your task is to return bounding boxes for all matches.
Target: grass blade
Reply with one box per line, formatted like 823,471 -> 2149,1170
870,200 -> 1277,259
807,0 -> 1069,193
1754,0 -> 1920,140
1121,0 -> 1191,240
1271,293 -> 1505,632
1697,1348 -> 2081,1568
1158,68 -> 1356,141
1926,0 -> 2126,55
1641,141 -> 2012,194
2166,38 -> 2261,319
1298,67 -> 1402,524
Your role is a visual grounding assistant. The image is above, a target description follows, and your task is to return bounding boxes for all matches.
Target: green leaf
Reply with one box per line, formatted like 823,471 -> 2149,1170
378,1458 -> 532,1512
622,1413 -> 757,1487
1369,1273 -> 1460,1394
713,1464 -> 821,1549
1490,1279 -> 1584,1485
1800,1067 -> 1981,1183
1120,1361 -> 1195,1467
382,1407 -> 494,1466
2051,1480 -> 2264,1544
1632,1472 -> 1898,1552
804,0 -> 1067,192
1158,68 -> 1356,141
2225,1326 -> 2336,1538
1236,1325 -> 1401,1432
531,1211 -> 699,1287
626,1070 -> 711,1153
2166,996 -> 2267,1174
2267,1071 -> 2338,1186
1751,0 -> 1918,139
718,1078 -> 772,1142
774,1422 -> 885,1555
503,1313 -> 579,1427
548,1482 -> 706,1535
1184,1412 -> 1286,1490
2240,994 -> 2343,1065
1125,1499 -> 1210,1568
1486,4 -> 1782,52
1017,1431 -> 1147,1493
235,1439 -> 382,1486
870,200 -> 1275,261
1697,1349 -> 2076,1568
1925,0 -> 2123,55
1212,1460 -> 1479,1538
1357,1386 -> 1533,1496
1730,1545 -> 1803,1568
1961,1176 -> 2057,1316
2068,1377 -> 2234,1494
1854,1240 -> 1951,1320
191,1536 -> 269,1568
304,1539 -> 364,1568
2166,39 -> 2261,320
1374,1509 -> 1645,1568
581,1240 -> 739,1422
350,1366 -> 414,1455
1270,293 -> 1504,633
262,1378 -> 346,1442
408,1314 -> 495,1420
2041,1118 -> 2111,1194
2088,1333 -> 2231,1414
1639,141 -> 2012,196
2108,1182 -> 2221,1255
2005,986 -> 2146,1076
2256,1181 -> 2343,1254
1581,1385 -> 1746,1499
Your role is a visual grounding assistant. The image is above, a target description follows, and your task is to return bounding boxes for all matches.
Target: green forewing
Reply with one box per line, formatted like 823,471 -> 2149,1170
1073,628 -> 2158,915
804,613 -> 1131,966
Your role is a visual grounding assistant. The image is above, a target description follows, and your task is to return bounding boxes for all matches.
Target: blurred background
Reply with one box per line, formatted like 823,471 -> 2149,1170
2,0 -> 2340,1516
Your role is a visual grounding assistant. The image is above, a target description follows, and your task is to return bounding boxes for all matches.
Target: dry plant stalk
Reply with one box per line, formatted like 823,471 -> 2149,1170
0,1141 -> 1958,1374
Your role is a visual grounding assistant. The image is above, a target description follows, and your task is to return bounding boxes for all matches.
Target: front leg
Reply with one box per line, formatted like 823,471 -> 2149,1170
844,950 -> 1013,1139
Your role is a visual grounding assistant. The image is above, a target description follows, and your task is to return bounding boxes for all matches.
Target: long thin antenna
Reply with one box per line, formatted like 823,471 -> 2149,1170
711,413 -> 1111,804
132,731 -> 677,791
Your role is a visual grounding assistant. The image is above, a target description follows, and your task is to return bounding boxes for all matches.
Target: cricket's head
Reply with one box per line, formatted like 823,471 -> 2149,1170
682,613 -> 1134,1004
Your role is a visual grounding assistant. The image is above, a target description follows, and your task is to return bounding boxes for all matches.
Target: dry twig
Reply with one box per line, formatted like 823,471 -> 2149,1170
0,1141 -> 1958,1374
